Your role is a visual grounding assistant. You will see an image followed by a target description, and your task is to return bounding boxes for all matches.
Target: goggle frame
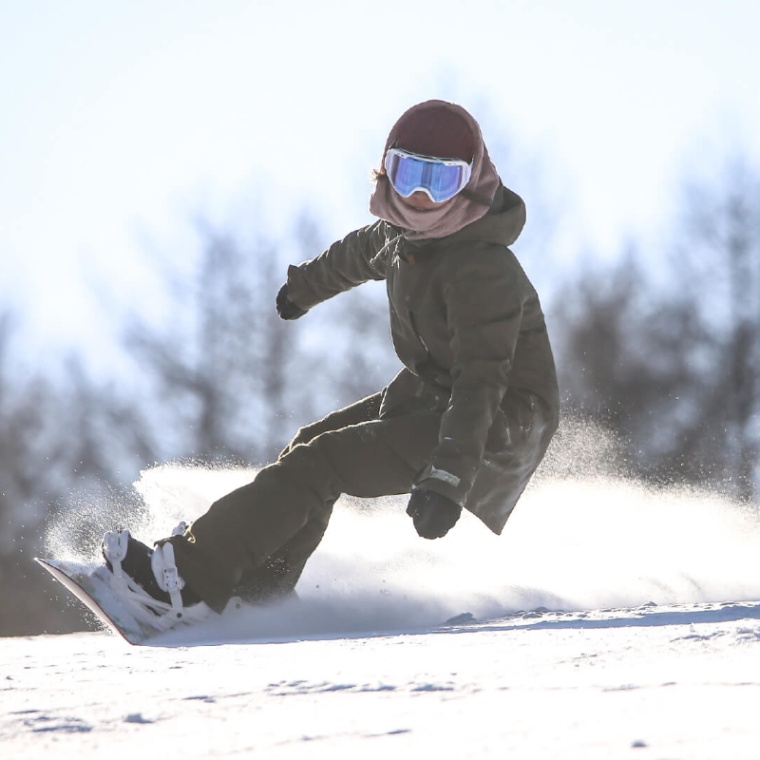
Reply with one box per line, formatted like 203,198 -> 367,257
384,147 -> 473,203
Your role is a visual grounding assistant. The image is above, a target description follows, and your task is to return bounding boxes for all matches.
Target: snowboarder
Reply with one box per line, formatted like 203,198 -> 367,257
102,100 -> 560,625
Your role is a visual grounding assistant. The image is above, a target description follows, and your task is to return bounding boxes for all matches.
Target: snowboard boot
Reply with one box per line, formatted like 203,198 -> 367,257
102,528 -> 210,627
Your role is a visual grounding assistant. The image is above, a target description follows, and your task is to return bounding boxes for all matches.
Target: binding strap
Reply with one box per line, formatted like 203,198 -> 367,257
151,542 -> 185,612
102,530 -> 129,579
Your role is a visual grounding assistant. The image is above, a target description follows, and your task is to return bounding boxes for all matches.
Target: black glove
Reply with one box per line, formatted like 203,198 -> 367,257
406,487 -> 462,539
276,284 -> 307,320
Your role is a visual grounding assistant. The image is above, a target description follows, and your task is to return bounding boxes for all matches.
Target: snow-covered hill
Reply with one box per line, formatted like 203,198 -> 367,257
3,466 -> 760,758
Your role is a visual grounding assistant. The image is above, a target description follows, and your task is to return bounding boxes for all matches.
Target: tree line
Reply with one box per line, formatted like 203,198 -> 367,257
554,158 -> 760,501
1,157 -> 758,636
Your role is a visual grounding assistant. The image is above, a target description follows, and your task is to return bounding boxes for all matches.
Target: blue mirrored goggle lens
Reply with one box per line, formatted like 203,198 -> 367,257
384,150 -> 471,203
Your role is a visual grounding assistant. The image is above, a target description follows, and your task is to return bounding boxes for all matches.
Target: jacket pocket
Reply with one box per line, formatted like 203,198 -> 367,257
379,369 -> 419,419
379,368 -> 449,419
486,392 -> 535,452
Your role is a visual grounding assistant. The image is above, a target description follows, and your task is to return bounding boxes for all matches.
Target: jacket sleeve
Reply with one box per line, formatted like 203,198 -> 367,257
285,220 -> 392,312
417,249 -> 526,505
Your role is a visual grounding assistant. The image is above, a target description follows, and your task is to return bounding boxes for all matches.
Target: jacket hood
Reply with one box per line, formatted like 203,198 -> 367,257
440,184 -> 527,249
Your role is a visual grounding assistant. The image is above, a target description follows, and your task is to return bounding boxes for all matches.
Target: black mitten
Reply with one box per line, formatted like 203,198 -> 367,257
406,487 -> 462,539
276,284 -> 307,320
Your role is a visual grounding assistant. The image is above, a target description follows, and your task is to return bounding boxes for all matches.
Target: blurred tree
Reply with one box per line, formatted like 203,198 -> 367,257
553,156 -> 760,501
124,210 -> 398,465
0,312 -> 152,635
552,250 -> 711,483
125,225 -> 293,463
293,213 -> 400,414
672,158 -> 760,501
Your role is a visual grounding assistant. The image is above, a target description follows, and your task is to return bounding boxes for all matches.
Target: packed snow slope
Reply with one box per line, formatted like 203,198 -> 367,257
5,431 -> 760,758
4,599 -> 760,759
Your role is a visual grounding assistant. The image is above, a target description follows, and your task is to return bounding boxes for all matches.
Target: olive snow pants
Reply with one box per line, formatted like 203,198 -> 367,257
169,393 -> 443,612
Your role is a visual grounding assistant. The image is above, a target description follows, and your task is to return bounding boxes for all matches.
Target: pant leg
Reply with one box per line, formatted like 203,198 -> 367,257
170,408 -> 442,612
230,504 -> 332,604
280,392 -> 383,455
231,393 -> 383,603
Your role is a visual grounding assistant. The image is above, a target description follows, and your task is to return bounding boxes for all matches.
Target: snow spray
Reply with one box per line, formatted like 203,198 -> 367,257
43,420 -> 760,639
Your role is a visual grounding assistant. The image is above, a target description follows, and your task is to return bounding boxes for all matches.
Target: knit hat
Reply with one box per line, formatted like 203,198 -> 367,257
394,105 -> 476,162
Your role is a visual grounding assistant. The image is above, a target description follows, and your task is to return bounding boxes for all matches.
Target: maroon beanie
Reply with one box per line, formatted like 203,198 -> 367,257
393,105 -> 476,162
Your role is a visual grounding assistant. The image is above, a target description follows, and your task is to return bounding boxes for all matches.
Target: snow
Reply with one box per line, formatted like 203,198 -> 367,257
4,465 -> 760,758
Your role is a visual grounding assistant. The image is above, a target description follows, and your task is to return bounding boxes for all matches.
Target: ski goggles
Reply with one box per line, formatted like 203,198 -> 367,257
384,147 -> 472,203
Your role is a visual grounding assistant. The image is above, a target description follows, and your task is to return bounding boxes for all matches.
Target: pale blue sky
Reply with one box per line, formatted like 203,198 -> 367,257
2,0 -> 759,371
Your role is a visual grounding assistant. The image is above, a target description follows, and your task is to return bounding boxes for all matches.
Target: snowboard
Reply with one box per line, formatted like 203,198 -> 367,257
37,557 -> 187,645
39,557 -> 481,647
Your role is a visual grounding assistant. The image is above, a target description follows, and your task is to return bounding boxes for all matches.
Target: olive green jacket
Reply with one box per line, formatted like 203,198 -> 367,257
286,186 -> 559,533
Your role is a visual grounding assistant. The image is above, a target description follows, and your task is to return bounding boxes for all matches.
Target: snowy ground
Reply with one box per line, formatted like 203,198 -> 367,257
4,465 -> 760,758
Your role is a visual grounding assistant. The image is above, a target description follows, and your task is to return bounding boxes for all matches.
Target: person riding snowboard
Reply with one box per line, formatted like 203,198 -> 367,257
103,99 -> 560,625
